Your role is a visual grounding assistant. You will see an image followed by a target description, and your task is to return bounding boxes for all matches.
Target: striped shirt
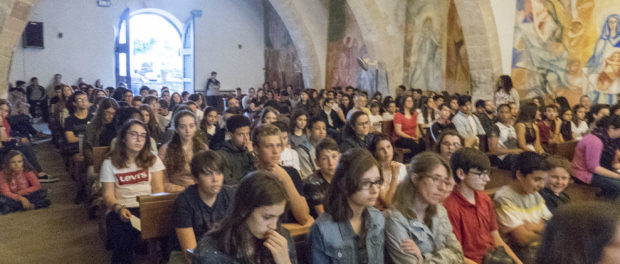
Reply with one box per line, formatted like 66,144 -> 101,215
493,185 -> 552,239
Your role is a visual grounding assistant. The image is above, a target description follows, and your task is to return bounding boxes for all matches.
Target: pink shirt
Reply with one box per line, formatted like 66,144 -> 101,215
3,118 -> 10,138
572,134 -> 618,183
0,171 -> 40,200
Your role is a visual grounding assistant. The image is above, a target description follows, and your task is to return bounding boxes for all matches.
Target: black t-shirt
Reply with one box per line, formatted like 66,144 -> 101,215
64,112 -> 93,139
171,184 -> 235,251
303,171 -> 330,218
281,166 -> 305,224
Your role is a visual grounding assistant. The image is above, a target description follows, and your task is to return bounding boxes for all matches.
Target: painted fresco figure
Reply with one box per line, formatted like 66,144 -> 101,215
513,0 -> 569,96
586,15 -> 620,105
408,17 -> 442,92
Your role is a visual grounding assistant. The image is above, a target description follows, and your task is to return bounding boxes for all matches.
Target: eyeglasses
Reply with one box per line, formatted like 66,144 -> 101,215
427,174 -> 454,188
441,142 -> 461,148
359,178 -> 384,190
468,170 -> 490,179
356,121 -> 370,127
127,131 -> 147,140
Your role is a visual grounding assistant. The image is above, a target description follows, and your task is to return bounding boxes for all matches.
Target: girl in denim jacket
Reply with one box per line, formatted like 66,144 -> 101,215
385,152 -> 464,263
308,148 -> 385,263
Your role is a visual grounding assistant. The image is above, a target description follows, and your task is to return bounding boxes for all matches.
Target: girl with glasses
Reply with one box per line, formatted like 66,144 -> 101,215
100,119 -> 165,263
308,148 -> 386,263
385,151 -> 463,263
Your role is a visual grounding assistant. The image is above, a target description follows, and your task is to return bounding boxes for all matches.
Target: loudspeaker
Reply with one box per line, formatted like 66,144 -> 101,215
23,21 -> 44,48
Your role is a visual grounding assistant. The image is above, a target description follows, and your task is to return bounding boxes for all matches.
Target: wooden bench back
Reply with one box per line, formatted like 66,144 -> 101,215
382,120 -> 394,138
93,146 -> 110,173
548,141 -> 578,161
478,135 -> 489,152
137,192 -> 179,240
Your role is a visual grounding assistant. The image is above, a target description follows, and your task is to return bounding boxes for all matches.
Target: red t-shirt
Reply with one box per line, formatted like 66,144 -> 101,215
537,119 -> 555,144
443,188 -> 497,264
393,111 -> 418,142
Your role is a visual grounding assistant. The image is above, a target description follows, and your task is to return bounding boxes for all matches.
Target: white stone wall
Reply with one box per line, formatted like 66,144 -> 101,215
8,0 -> 265,93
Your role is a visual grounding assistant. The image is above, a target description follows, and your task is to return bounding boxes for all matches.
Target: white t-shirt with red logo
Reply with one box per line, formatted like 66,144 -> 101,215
100,157 -> 165,208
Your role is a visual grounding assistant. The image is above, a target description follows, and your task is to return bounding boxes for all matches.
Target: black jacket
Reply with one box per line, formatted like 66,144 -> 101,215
215,141 -> 256,185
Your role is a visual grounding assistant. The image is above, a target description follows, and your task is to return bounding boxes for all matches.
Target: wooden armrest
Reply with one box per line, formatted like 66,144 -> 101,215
282,223 -> 311,237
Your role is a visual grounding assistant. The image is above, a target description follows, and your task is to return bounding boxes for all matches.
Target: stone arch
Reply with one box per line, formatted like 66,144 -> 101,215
453,0 -> 503,100
0,0 -> 37,97
345,0 -> 503,98
267,0 -> 323,89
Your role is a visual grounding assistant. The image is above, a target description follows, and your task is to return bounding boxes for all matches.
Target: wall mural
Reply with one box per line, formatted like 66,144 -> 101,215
325,0 -> 388,95
444,0 -> 472,95
264,0 -> 304,90
403,0 -> 448,92
510,0 -> 620,105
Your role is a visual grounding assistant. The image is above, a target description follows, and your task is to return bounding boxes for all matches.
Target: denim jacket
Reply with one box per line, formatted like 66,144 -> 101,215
307,207 -> 385,264
385,204 -> 464,263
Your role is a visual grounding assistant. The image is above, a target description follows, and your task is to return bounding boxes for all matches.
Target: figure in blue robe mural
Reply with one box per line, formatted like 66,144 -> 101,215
586,14 -> 620,105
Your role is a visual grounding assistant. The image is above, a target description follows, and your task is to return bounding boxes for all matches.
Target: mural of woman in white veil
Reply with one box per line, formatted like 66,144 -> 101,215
408,17 -> 442,92
586,14 -> 620,104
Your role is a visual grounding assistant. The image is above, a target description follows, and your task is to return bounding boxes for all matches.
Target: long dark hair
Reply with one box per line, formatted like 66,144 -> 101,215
369,134 -> 393,161
91,98 -> 119,131
342,111 -> 368,139
109,119 -> 156,169
200,106 -> 218,130
208,171 -> 288,262
324,148 -> 381,222
421,96 -> 436,124
139,104 -> 162,142
536,202 -> 620,264
497,75 -> 513,93
289,109 -> 308,134
399,95 -> 415,115
572,104 -> 586,124
340,94 -> 353,114
516,102 -> 539,124
163,110 -> 207,176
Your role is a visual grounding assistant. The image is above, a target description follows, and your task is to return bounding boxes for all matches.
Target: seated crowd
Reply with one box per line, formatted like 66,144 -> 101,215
1,74 -> 620,264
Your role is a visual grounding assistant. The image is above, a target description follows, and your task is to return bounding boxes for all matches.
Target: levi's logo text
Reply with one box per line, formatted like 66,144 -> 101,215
115,169 -> 149,185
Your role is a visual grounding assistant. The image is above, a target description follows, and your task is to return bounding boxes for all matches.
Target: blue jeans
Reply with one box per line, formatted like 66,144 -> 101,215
591,174 -> 620,201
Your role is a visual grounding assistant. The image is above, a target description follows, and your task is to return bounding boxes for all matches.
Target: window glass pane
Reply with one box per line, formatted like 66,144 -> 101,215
119,22 -> 126,44
119,53 -> 127,76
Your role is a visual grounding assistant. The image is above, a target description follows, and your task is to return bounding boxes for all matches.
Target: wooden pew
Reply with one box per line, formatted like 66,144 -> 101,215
137,192 -> 179,239
478,135 -> 489,152
484,167 -> 514,197
136,192 -> 179,263
548,141 -> 578,161
92,146 -> 109,173
381,120 -> 412,163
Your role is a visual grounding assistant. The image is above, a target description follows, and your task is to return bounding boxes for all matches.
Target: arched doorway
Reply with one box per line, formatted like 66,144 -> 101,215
115,8 -> 196,94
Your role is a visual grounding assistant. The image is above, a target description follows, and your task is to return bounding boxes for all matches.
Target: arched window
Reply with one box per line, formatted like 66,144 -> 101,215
115,8 -> 197,94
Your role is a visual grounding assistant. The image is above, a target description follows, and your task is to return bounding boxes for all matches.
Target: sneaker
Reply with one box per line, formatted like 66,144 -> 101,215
34,132 -> 52,139
38,174 -> 59,183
